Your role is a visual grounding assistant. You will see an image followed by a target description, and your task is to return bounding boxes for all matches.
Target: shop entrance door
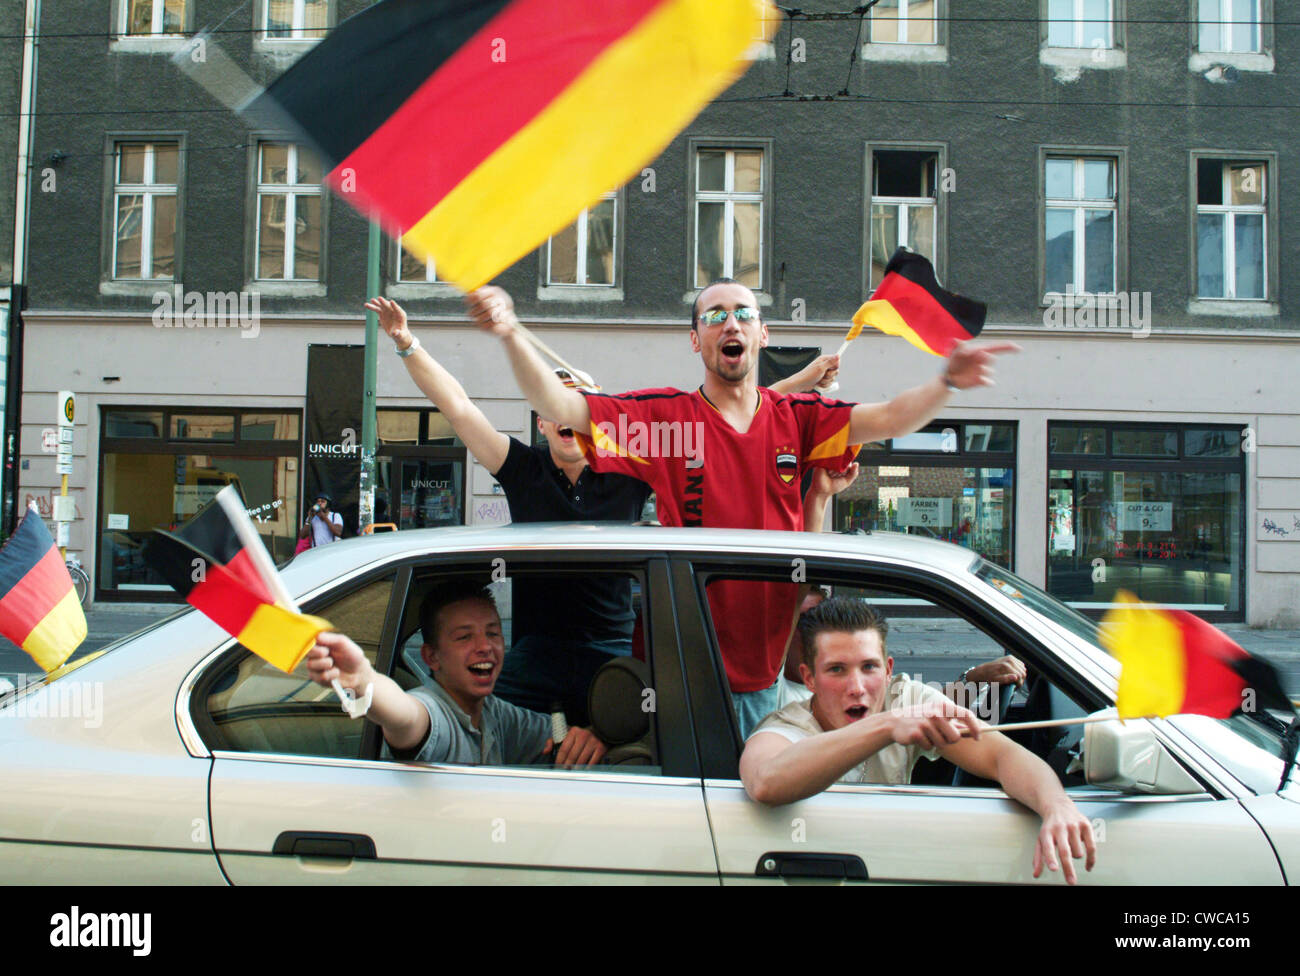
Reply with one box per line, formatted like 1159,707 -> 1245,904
375,450 -> 466,529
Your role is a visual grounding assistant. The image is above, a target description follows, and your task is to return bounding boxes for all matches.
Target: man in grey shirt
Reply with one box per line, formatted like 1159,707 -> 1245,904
306,581 -> 606,766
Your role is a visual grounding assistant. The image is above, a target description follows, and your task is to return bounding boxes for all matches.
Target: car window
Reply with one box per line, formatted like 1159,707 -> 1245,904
697,567 -> 1108,791
197,574 -> 396,759
389,565 -> 662,775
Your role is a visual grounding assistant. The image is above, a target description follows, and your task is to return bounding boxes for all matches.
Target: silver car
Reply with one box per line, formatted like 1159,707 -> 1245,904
1,525 -> 1296,884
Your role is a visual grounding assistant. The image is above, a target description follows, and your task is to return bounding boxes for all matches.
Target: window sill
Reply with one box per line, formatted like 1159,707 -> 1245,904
1187,298 -> 1278,318
386,282 -> 463,300
1040,46 -> 1127,75
248,280 -> 326,298
1189,51 -> 1273,75
860,42 -> 947,64
100,278 -> 177,298
1038,291 -> 1125,309
253,37 -> 324,65
537,284 -> 624,303
109,36 -> 190,55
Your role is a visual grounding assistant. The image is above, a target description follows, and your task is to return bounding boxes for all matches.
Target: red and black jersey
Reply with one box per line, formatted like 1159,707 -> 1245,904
578,386 -> 859,692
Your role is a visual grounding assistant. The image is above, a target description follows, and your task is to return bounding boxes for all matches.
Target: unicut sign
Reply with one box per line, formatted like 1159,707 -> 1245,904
307,427 -> 358,460
411,479 -> 451,489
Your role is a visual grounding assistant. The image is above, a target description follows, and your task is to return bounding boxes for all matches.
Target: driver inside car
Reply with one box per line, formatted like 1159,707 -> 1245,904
305,581 -> 607,767
740,597 -> 1097,884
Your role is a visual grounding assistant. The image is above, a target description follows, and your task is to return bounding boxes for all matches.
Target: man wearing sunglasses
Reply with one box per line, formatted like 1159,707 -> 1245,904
466,280 -> 1018,734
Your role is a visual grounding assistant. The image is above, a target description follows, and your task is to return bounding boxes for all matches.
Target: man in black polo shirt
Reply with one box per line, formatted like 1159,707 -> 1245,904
366,296 -> 649,724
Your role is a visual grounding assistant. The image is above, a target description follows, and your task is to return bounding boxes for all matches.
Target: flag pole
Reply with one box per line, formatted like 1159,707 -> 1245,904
981,713 -> 1129,734
358,218 -> 380,535
507,320 -> 599,390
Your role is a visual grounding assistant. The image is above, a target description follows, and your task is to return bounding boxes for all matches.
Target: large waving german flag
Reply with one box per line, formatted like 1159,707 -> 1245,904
1102,591 -> 1292,720
852,249 -> 986,357
145,491 -> 330,673
0,507 -> 86,672
252,0 -> 776,291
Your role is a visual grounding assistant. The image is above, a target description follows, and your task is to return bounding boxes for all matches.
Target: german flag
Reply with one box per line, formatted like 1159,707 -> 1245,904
852,249 -> 986,357
250,0 -> 776,291
1102,591 -> 1292,720
144,493 -> 330,673
0,507 -> 86,672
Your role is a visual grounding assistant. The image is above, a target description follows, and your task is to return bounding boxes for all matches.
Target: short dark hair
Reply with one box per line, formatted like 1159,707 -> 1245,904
796,597 -> 889,670
419,580 -> 497,646
691,277 -> 742,331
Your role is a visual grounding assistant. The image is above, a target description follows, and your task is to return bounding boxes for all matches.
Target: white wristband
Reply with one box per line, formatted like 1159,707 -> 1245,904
396,335 -> 421,358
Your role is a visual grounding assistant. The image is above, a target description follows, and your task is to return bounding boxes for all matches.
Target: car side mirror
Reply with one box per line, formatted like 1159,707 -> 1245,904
1083,709 -> 1202,794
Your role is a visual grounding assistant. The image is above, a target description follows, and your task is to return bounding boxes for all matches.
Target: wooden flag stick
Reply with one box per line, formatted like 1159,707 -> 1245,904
979,713 -> 1141,734
508,320 -> 599,390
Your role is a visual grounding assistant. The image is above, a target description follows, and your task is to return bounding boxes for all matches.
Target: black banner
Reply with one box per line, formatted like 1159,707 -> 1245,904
304,344 -> 363,539
759,346 -> 820,389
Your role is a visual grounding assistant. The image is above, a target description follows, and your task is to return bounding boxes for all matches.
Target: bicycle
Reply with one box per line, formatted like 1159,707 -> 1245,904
65,553 -> 90,608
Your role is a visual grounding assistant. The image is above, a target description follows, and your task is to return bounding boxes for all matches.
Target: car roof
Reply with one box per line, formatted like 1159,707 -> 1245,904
283,524 -> 981,586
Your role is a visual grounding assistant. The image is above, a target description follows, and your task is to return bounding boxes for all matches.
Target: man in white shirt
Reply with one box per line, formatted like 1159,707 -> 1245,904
741,597 -> 1097,884
300,493 -> 343,547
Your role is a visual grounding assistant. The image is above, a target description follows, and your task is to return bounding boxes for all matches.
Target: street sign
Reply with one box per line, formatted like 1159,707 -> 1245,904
57,391 -> 75,429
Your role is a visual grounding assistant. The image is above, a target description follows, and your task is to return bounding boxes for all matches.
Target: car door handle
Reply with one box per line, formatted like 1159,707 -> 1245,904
755,851 -> 868,881
272,831 -> 377,860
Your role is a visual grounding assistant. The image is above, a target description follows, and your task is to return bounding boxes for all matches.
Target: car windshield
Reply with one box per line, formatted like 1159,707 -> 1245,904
969,559 -> 1103,647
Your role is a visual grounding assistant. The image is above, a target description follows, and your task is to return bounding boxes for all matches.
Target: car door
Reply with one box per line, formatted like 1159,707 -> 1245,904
672,554 -> 1284,885
196,554 -> 719,883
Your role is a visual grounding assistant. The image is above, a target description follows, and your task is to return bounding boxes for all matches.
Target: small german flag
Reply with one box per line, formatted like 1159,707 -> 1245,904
0,507 -> 87,672
250,0 -> 776,291
145,493 -> 329,673
1102,591 -> 1292,720
852,249 -> 986,357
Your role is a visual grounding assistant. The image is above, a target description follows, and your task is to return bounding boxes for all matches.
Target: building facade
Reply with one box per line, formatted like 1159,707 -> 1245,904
14,0 -> 1300,624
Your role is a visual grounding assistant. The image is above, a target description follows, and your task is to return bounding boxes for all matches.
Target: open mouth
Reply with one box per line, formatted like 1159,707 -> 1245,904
845,704 -> 868,721
467,661 -> 495,680
720,340 -> 744,365
558,427 -> 574,439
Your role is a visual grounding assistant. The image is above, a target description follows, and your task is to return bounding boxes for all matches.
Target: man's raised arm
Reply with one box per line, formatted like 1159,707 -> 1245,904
367,296 -> 511,474
847,340 -> 1021,445
465,286 -> 591,432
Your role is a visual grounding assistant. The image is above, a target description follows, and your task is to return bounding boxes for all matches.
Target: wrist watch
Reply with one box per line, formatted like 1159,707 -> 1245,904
941,371 -> 960,394
396,335 -> 421,358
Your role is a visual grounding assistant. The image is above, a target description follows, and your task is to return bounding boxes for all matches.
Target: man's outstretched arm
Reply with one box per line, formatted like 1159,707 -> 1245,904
939,731 -> 1096,884
847,340 -> 1021,444
305,632 -> 430,752
740,701 -> 980,806
367,297 -> 511,474
465,286 -> 591,432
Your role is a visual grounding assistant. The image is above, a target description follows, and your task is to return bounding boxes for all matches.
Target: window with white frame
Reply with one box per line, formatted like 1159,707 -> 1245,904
870,150 -> 939,289
256,143 -> 322,281
871,0 -> 937,44
396,237 -> 442,284
122,0 -> 186,36
1044,156 -> 1117,295
261,0 -> 328,40
547,193 -> 617,286
1047,0 -> 1113,48
694,149 -> 763,288
1196,159 -> 1267,300
113,142 -> 178,280
1198,0 -> 1261,53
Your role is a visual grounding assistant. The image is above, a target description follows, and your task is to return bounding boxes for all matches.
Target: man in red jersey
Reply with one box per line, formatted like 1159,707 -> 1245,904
466,280 -> 1018,734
